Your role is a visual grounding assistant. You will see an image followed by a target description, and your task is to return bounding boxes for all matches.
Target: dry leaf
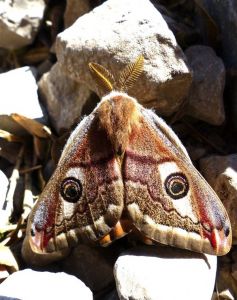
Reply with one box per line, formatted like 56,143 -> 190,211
11,113 -> 51,139
0,265 -> 10,282
0,245 -> 19,273
0,130 -> 23,143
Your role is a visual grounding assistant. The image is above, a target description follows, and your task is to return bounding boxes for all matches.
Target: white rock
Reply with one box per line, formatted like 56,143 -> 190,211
38,63 -> 91,134
200,154 -> 237,244
114,246 -> 217,300
0,0 -> 46,49
185,45 -> 225,125
64,0 -> 91,28
0,269 -> 93,300
0,66 -> 45,136
56,0 -> 191,116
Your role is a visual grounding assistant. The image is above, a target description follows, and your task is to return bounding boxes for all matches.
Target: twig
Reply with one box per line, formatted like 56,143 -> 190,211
19,165 -> 42,174
3,145 -> 24,217
21,169 -> 34,221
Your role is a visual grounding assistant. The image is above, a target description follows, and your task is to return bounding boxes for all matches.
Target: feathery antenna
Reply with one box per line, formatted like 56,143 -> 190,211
89,55 -> 144,95
118,55 -> 144,91
88,62 -> 114,94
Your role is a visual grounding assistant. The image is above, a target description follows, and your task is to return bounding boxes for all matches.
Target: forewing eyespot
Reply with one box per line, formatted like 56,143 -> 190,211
164,172 -> 189,200
60,177 -> 82,203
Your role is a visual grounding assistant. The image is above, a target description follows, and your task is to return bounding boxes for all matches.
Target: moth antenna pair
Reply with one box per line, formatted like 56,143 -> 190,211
89,55 -> 144,94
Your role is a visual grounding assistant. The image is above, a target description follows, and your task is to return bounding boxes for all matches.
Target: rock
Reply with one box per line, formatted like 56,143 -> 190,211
215,260 -> 237,299
0,0 -> 46,49
185,45 -> 225,125
38,63 -> 91,134
200,0 -> 237,68
64,0 -> 91,28
98,289 -> 120,300
62,244 -> 120,292
0,269 -> 93,300
0,66 -> 45,136
153,4 -> 199,49
199,154 -> 237,244
114,245 -> 217,300
56,0 -> 192,116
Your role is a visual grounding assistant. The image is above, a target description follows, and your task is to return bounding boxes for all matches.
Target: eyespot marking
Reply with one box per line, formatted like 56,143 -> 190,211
60,177 -> 82,203
165,172 -> 189,200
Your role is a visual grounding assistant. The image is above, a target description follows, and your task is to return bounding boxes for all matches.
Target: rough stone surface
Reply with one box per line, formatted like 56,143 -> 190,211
114,245 -> 217,300
0,269 -> 93,300
56,0 -> 191,116
185,45 -> 225,125
38,63 -> 91,134
215,259 -> 237,299
0,0 -> 46,49
0,66 -> 45,136
199,154 -> 237,244
201,0 -> 237,68
62,244 -> 119,292
64,0 -> 91,28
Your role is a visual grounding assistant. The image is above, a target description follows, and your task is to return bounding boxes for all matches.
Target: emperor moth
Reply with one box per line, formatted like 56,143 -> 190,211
24,55 -> 232,256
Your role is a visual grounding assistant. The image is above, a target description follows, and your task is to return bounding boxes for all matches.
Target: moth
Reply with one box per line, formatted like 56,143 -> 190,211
24,56 -> 232,256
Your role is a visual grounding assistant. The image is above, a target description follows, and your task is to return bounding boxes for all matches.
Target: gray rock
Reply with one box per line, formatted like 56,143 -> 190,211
0,0 -> 46,49
56,0 -> 191,116
200,0 -> 237,68
185,45 -> 225,125
62,244 -> 119,292
0,66 -> 45,136
199,154 -> 237,244
38,63 -> 91,134
0,269 -> 92,300
64,0 -> 91,28
98,289 -> 120,300
215,255 -> 237,299
114,245 -> 217,300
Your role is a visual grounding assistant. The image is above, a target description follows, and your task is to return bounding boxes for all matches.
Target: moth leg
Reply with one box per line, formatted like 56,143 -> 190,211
111,221 -> 128,240
99,234 -> 112,246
